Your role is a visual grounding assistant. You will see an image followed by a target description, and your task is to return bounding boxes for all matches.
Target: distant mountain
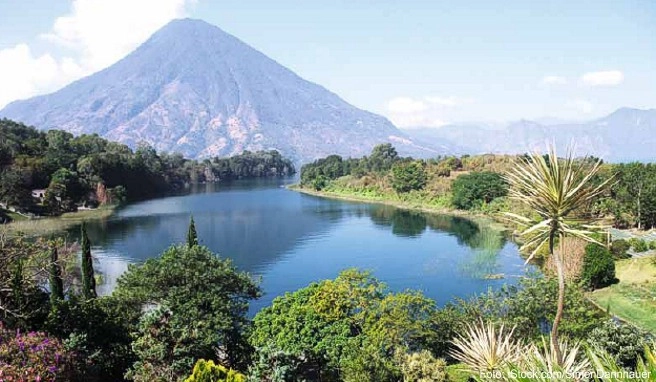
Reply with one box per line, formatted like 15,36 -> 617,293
0,19 -> 438,162
403,108 -> 656,162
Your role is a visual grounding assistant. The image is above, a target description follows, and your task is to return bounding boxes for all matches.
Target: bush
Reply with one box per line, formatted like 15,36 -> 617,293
451,172 -> 507,210
610,239 -> 631,259
396,349 -> 448,382
587,320 -> 647,370
0,324 -> 76,381
650,241 -> 656,250
114,245 -> 261,372
185,359 -> 245,382
628,238 -> 649,253
580,244 -> 616,290
391,161 -> 427,193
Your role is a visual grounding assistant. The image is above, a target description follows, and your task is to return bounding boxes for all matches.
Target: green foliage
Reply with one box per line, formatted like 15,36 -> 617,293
114,245 -> 261,370
629,238 -> 649,253
611,239 -> 632,259
81,222 -> 97,300
185,359 -> 245,382
396,349 -> 448,382
126,306 -> 203,382
250,269 -> 441,382
587,320 -> 647,370
187,216 -> 198,248
580,244 -> 616,290
47,296 -> 135,382
247,345 -> 313,382
461,276 -> 604,342
610,162 -> 656,230
0,119 -> 294,214
368,143 -> 399,173
391,160 -> 427,193
0,247 -> 50,330
0,324 -> 76,381
48,245 -> 64,303
451,171 -> 508,210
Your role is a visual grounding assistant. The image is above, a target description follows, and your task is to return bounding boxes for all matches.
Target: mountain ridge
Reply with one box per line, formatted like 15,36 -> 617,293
402,107 -> 656,162
0,18 -> 438,162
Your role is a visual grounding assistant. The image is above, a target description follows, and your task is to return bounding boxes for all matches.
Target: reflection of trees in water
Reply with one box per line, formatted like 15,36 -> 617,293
368,206 -> 507,278
459,226 -> 506,279
369,206 -> 426,237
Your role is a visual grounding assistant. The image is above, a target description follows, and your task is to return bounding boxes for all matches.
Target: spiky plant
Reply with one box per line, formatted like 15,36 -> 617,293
504,146 -> 611,364
449,320 -> 523,376
523,338 -> 591,378
587,345 -> 656,382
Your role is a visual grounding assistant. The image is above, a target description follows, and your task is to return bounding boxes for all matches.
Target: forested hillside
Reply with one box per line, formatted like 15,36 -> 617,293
0,119 -> 295,217
301,144 -> 656,230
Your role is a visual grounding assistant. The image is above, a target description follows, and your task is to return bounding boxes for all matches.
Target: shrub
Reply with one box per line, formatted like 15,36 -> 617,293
391,161 -> 427,193
396,349 -> 448,382
587,320 -> 647,370
650,241 -> 656,250
610,239 -> 631,259
451,172 -> 507,210
580,244 -> 616,290
0,324 -> 76,381
185,359 -> 245,382
449,320 -> 522,375
629,238 -> 649,253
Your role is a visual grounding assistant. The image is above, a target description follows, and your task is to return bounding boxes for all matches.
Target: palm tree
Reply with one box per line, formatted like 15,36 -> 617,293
504,145 -> 611,365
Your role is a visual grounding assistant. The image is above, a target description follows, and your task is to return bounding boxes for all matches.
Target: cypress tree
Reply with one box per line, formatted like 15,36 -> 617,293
49,245 -> 64,302
80,222 -> 97,299
187,216 -> 198,248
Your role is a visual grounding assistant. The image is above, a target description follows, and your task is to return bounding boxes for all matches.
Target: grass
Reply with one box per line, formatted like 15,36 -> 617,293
589,256 -> 656,333
1,206 -> 116,237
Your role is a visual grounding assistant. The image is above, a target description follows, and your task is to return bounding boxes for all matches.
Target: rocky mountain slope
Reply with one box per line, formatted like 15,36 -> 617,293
0,19 -> 437,162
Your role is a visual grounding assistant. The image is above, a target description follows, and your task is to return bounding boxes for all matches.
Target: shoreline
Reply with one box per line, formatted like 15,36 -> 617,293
2,205 -> 117,237
288,184 -> 511,232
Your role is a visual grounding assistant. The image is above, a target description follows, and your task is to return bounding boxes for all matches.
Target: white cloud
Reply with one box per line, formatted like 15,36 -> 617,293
387,97 -> 428,114
580,70 -> 624,86
386,95 -> 473,128
541,75 -> 568,86
0,0 -> 196,109
0,45 -> 84,108
567,99 -> 594,114
425,96 -> 473,107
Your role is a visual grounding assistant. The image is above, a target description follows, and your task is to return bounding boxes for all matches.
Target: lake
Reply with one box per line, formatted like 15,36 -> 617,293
80,178 -> 530,313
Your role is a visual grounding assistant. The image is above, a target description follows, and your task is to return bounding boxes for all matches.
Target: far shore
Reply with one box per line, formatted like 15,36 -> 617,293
287,184 -> 511,233
1,205 -> 116,237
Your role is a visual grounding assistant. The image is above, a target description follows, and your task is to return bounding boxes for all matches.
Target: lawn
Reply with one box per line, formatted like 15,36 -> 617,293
1,206 -> 115,237
590,256 -> 656,333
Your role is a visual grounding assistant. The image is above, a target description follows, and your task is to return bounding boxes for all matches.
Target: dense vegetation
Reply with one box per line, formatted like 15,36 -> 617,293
300,144 -> 656,230
0,215 -> 650,381
0,119 -> 295,219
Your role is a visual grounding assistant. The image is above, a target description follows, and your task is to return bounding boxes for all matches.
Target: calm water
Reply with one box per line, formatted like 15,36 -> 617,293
79,179 -> 530,313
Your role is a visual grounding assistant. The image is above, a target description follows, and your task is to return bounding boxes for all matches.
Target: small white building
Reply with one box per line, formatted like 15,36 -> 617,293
31,189 -> 46,200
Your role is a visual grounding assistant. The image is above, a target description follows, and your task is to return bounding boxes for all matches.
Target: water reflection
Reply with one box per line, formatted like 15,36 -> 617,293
73,180 -> 528,311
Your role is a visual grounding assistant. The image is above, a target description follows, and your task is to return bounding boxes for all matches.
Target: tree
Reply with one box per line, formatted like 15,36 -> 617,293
81,222 -> 97,300
113,245 -> 261,370
369,144 -> 399,173
391,161 -> 427,193
49,245 -> 64,303
0,167 -> 32,209
185,359 -> 245,382
451,171 -> 508,210
250,269 -> 441,382
580,244 -> 616,290
187,216 -> 198,248
504,146 -> 611,364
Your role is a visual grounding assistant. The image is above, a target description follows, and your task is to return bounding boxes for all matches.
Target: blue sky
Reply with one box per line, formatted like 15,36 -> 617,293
0,0 -> 654,126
